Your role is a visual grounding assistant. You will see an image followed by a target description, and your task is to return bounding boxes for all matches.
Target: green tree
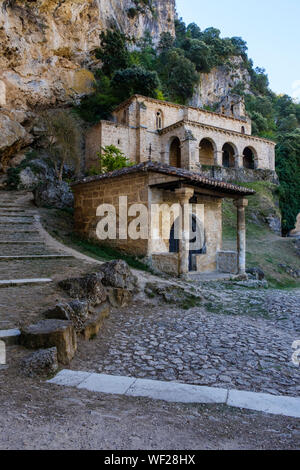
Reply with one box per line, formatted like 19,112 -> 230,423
40,110 -> 81,181
111,66 -> 160,101
158,48 -> 198,102
276,130 -> 300,233
94,145 -> 133,174
95,29 -> 130,77
182,38 -> 213,72
158,32 -> 174,51
77,73 -> 119,123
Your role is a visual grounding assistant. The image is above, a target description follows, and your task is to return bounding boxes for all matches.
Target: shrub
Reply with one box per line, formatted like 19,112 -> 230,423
89,145 -> 133,175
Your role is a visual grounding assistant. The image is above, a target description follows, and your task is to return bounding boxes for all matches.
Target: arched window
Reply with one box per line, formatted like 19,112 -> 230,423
199,138 -> 215,166
243,147 -> 256,169
121,109 -> 128,125
169,137 -> 181,168
156,110 -> 163,130
241,126 -> 245,134
222,143 -> 236,168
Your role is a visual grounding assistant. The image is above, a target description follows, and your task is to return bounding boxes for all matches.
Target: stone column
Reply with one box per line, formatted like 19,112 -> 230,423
181,129 -> 197,171
234,198 -> 248,275
235,154 -> 244,168
175,187 -> 195,277
214,150 -> 223,167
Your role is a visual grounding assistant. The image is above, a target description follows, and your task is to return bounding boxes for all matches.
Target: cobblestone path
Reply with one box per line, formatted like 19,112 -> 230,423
72,285 -> 300,397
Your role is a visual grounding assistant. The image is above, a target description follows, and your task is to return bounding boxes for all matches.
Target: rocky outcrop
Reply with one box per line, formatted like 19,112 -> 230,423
145,282 -> 202,310
190,57 -> 251,109
34,180 -> 74,209
0,0 -> 176,170
290,213 -> 300,238
97,259 -> 138,291
58,272 -> 108,306
44,300 -> 110,340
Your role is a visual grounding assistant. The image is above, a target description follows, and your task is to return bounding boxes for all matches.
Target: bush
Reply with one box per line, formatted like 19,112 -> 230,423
111,66 -> 160,101
89,145 -> 133,175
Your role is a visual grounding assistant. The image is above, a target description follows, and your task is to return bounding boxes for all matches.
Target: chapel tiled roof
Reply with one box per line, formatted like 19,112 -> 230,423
72,161 -> 255,196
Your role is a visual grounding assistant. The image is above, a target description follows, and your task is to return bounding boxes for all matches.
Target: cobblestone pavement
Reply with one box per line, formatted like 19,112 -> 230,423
72,284 -> 300,397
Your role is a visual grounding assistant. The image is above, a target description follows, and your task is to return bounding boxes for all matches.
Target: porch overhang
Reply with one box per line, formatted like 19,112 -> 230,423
149,178 -> 251,199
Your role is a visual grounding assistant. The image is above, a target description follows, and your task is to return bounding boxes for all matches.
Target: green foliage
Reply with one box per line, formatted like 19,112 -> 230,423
276,130 -> 300,233
70,235 -> 152,272
95,29 -> 131,77
77,19 -> 300,234
157,48 -> 199,103
111,66 -> 160,101
89,145 -> 133,175
6,150 -> 39,189
39,109 -> 81,181
76,73 -> 119,124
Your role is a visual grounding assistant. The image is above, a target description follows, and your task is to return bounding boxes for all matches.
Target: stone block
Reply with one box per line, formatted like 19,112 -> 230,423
20,347 -> 58,378
106,287 -> 133,307
58,272 -> 107,306
217,251 -> 238,274
48,369 -> 92,387
20,319 -> 77,364
80,303 -> 110,340
77,373 -> 136,395
126,379 -> 227,404
0,328 -> 21,345
227,389 -> 300,419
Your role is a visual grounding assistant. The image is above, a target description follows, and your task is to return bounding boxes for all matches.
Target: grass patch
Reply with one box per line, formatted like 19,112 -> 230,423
222,181 -> 300,290
69,235 -> 152,272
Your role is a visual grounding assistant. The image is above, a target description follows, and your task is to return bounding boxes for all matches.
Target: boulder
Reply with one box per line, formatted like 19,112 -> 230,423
233,279 -> 269,289
266,215 -> 282,236
18,167 -> 40,190
79,303 -> 110,340
19,347 -> 58,378
20,319 -> 77,364
44,300 -> 102,336
106,287 -> 133,307
246,267 -> 265,281
97,260 -> 138,291
0,114 -> 32,172
58,273 -> 107,306
145,282 -> 202,310
44,303 -> 75,321
34,180 -> 74,209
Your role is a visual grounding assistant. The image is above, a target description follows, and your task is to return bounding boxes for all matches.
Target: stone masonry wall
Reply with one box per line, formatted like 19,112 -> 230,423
73,173 -> 149,256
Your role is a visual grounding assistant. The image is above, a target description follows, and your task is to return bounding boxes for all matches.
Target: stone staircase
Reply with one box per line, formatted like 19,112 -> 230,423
0,191 -> 74,284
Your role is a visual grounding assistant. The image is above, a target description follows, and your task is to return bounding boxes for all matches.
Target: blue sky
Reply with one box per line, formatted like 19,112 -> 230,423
176,0 -> 300,100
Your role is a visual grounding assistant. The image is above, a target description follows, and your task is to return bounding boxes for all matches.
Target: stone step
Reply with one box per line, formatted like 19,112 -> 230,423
0,236 -> 43,244
0,241 -> 44,245
0,278 -> 52,288
0,328 -> 21,345
0,212 -> 35,217
0,216 -> 34,221
0,204 -> 32,208
0,247 -> 55,256
0,229 -> 39,233
0,210 -> 27,215
20,320 -> 77,364
0,222 -> 34,226
0,254 -> 74,261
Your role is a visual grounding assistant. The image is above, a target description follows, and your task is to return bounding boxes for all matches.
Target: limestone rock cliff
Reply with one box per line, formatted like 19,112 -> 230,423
190,57 -> 251,109
0,0 -> 175,171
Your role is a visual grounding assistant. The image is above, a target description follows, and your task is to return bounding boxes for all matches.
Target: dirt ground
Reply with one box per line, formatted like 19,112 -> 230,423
0,348 -> 299,450
0,193 -> 299,450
